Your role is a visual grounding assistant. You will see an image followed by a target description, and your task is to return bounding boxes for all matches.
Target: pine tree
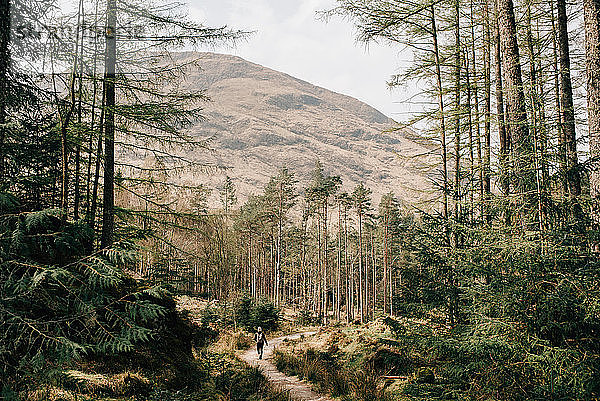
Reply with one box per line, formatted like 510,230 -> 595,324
352,182 -> 371,323
263,168 -> 297,305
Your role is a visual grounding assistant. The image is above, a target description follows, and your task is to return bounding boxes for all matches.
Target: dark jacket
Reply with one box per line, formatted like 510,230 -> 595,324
254,331 -> 268,345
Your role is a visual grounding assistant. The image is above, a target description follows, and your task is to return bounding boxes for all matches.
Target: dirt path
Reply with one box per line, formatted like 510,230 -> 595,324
239,331 -> 334,401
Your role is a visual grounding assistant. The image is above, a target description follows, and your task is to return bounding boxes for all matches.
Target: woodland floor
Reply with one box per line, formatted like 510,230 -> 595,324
238,332 -> 333,401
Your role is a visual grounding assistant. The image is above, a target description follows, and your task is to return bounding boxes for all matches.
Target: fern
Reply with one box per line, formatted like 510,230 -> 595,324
0,196 -> 171,388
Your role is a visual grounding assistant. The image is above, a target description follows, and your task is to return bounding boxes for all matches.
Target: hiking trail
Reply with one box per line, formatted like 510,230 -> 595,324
238,331 -> 333,401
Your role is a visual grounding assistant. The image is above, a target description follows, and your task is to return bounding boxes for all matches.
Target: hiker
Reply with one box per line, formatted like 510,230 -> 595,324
254,326 -> 268,359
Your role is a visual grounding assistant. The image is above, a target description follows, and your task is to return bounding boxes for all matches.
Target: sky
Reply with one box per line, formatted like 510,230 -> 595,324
186,0 -> 417,119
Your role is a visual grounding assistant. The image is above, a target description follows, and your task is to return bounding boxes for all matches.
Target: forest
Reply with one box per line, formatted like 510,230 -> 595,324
1,0 -> 600,399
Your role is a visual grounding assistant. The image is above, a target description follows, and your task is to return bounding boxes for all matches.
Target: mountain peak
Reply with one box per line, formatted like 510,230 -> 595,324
173,51 -> 433,205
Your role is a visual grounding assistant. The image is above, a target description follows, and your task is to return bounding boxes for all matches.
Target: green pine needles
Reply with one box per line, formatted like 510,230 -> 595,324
0,193 -> 169,387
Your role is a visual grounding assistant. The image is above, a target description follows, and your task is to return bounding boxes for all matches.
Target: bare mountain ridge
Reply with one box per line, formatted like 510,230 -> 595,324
171,52 -> 435,206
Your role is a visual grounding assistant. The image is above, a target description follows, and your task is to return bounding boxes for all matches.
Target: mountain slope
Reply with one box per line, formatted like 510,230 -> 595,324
175,52 -> 435,206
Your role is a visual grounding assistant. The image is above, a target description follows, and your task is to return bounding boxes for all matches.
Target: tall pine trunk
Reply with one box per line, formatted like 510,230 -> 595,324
358,209 -> 364,323
494,8 -> 509,196
557,0 -> 581,196
526,6 -> 545,229
0,0 -> 9,183
382,211 -> 388,314
337,203 -> 342,320
584,0 -> 600,217
323,202 -> 329,322
470,3 -> 484,221
101,0 -> 117,248
551,2 -> 568,194
465,50 -> 475,220
483,0 -> 492,216
497,0 -> 535,200
453,0 -> 461,228
275,188 -> 282,306
431,6 -> 449,234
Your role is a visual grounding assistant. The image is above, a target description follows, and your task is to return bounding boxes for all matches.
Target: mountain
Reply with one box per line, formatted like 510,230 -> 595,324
169,52 -> 436,207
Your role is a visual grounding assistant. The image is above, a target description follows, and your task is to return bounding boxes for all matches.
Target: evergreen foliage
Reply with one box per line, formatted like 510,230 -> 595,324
233,293 -> 281,332
0,193 -> 170,389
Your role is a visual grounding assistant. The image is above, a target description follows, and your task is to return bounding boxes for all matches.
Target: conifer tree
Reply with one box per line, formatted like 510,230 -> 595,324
352,182 -> 371,323
264,168 -> 297,305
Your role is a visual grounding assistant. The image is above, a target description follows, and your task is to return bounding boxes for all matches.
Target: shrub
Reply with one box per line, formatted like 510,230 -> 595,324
231,331 -> 254,350
365,346 -> 412,376
232,293 -> 280,332
62,370 -> 151,397
296,309 -> 316,326
0,200 -> 170,389
251,297 -> 280,331
414,367 -> 434,384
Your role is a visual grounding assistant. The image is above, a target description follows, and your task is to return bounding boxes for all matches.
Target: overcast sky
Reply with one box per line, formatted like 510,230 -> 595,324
187,0 -> 416,118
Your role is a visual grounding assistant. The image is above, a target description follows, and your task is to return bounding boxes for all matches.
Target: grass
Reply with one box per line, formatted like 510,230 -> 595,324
211,329 -> 254,352
273,347 -> 389,401
271,318 -> 455,401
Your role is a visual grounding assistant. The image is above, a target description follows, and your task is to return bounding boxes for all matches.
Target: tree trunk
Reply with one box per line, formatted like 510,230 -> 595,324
0,0 -> 9,183
337,203 -> 342,320
60,70 -> 78,224
358,210 -> 364,323
584,0 -> 600,216
371,229 -> 376,317
323,202 -> 329,323
316,212 -> 322,318
453,0 -> 461,227
88,93 -> 105,231
74,145 -> 81,220
101,0 -> 117,248
470,3 -> 484,222
275,188 -> 282,306
74,2 -> 85,221
526,6 -> 545,230
551,1 -> 568,194
494,10 -> 509,196
557,0 -> 581,196
344,207 -> 351,322
483,0 -> 492,211
382,212 -> 388,314
498,0 -> 534,197
431,6 -> 449,233
534,14 -> 550,192
85,28 -> 100,219
465,50 -> 475,220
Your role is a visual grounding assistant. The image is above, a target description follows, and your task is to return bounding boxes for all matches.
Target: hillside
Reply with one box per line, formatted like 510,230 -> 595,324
171,52 -> 436,206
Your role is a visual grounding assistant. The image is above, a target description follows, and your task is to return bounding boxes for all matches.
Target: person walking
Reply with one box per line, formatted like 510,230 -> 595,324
254,326 -> 268,359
